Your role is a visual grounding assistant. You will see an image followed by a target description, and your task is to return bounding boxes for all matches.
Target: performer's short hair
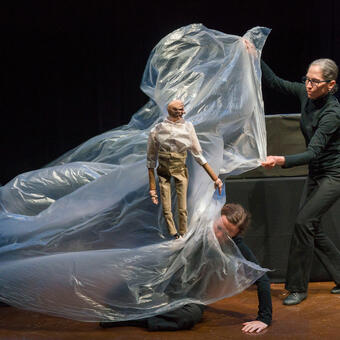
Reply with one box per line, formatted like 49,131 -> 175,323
221,203 -> 251,235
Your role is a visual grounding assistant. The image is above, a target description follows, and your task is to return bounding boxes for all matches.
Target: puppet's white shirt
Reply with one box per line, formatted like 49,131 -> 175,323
147,117 -> 207,168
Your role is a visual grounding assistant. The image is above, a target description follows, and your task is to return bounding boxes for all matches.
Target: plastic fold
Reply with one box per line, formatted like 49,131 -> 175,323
0,24 -> 270,321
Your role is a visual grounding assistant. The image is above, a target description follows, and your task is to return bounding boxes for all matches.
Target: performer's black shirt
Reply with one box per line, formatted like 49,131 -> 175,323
261,60 -> 340,177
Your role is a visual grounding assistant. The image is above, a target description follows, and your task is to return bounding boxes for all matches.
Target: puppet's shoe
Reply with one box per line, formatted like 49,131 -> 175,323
331,285 -> 340,294
283,292 -> 307,305
173,233 -> 180,239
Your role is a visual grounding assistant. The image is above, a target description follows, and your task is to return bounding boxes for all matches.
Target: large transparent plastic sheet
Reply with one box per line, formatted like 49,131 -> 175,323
0,24 -> 270,321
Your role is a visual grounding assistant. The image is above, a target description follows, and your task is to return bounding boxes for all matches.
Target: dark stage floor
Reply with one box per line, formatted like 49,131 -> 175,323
0,282 -> 339,339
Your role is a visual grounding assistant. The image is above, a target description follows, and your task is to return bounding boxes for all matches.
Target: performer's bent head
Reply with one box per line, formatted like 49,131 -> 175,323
214,203 -> 251,242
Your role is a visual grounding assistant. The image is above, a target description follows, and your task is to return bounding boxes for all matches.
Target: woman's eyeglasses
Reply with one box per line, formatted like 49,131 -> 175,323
302,76 -> 331,87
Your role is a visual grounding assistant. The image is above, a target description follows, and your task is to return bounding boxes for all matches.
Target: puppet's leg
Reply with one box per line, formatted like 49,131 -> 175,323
173,168 -> 188,236
158,174 -> 177,236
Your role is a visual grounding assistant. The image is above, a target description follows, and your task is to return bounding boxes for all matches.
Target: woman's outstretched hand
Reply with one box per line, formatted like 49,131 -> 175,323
261,155 -> 285,169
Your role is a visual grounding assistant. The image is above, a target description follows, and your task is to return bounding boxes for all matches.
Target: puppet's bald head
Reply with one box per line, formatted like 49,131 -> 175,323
167,100 -> 185,121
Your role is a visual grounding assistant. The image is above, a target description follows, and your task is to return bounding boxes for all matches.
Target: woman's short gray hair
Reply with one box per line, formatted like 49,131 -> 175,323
310,58 -> 338,94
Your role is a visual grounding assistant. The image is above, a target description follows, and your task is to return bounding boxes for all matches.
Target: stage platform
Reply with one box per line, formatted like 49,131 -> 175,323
0,282 -> 339,339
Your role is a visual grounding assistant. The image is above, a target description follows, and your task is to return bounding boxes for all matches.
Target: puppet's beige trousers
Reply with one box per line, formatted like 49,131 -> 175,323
157,151 -> 188,236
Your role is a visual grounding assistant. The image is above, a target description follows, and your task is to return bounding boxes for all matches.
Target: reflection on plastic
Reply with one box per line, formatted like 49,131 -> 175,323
0,24 -> 270,321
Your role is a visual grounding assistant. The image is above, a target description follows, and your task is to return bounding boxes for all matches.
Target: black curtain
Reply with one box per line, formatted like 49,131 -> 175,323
1,0 -> 339,184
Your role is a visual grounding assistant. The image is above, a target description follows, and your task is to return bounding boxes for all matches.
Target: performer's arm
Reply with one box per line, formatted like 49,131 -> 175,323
260,60 -> 304,98
233,236 -> 272,333
243,38 -> 303,98
262,111 -> 340,169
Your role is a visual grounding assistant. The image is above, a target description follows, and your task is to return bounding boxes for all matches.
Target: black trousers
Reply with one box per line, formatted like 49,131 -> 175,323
285,174 -> 340,292
100,303 -> 204,331
147,303 -> 205,331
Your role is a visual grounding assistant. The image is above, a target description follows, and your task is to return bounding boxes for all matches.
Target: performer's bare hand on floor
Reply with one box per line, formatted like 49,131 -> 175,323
242,320 -> 268,333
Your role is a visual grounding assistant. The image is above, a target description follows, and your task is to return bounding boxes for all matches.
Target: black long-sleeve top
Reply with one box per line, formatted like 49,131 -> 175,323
261,61 -> 340,176
233,235 -> 272,326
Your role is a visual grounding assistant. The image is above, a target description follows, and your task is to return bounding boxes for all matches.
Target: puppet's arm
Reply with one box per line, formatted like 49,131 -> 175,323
188,123 -> 223,194
147,129 -> 159,205
202,163 -> 223,194
148,168 -> 158,205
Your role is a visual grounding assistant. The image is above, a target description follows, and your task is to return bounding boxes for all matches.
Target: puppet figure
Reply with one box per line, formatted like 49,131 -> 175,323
147,100 -> 223,239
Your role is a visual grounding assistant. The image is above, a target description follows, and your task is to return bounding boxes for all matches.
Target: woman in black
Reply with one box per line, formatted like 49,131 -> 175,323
261,57 -> 340,305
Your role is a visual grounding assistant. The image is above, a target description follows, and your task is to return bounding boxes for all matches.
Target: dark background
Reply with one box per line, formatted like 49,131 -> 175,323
1,0 -> 339,184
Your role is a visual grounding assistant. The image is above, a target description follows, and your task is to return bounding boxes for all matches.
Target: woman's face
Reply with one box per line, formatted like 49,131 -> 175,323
305,65 -> 335,100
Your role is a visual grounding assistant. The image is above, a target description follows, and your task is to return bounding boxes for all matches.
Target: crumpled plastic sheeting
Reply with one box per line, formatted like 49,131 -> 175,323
0,24 -> 270,322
